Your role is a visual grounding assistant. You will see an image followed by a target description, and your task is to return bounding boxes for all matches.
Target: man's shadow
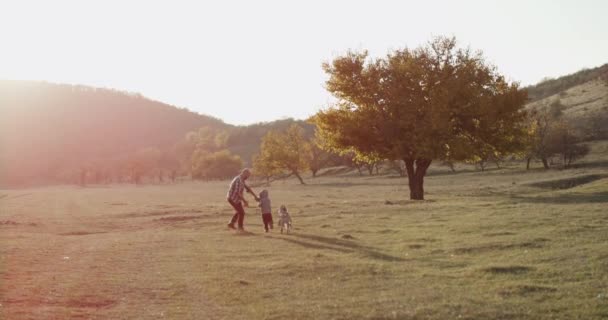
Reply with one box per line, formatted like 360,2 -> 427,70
268,232 -> 406,262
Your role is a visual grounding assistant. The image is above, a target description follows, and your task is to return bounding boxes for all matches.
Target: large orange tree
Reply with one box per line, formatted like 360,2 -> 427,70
313,37 -> 528,200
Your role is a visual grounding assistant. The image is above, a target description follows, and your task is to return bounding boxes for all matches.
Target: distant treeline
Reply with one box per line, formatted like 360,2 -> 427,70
525,63 -> 608,101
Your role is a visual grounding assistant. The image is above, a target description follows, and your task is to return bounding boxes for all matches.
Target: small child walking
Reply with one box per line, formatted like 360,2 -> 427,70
258,190 -> 273,232
277,205 -> 292,234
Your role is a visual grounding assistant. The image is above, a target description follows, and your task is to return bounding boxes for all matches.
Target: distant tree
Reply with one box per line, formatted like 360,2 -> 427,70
314,37 -> 528,199
440,160 -> 456,173
128,147 -> 161,184
187,127 -> 226,152
256,124 -> 311,184
359,152 -> 382,175
252,152 -> 281,185
158,151 -> 179,183
576,111 -> 608,140
601,68 -> 608,86
589,111 -> 608,139
548,99 -> 566,119
389,160 -> 407,177
79,167 -> 87,186
157,169 -> 164,183
545,123 -> 590,168
465,142 -> 504,172
308,135 -> 334,178
191,150 -> 243,180
337,151 -> 365,176
525,110 -> 554,169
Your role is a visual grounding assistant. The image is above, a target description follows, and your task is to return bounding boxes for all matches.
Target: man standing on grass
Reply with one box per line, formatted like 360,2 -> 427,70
226,168 -> 259,231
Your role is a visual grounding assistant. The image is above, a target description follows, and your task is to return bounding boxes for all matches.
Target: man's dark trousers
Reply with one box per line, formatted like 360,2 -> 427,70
228,199 -> 245,229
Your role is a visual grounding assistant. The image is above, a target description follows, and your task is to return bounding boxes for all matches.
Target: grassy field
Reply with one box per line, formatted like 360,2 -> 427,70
1,142 -> 608,319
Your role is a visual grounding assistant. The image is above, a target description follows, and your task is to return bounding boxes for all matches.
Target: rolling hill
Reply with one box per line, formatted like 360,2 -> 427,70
0,81 -> 230,186
524,63 -> 608,102
525,79 -> 608,118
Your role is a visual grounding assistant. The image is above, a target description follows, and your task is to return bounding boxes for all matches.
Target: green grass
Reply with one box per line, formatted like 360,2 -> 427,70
1,146 -> 608,319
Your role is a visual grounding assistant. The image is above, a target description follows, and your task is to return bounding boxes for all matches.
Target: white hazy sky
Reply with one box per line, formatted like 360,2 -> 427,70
1,0 -> 607,125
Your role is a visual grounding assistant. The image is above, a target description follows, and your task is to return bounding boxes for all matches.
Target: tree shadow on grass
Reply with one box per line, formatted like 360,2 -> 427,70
569,159 -> 608,170
510,192 -> 608,204
527,174 -> 606,190
305,182 -> 399,188
269,233 -> 406,262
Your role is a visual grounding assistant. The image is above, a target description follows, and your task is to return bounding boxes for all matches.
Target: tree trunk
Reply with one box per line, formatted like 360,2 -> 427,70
293,171 -> 306,184
366,164 -> 374,175
526,157 -> 531,170
311,169 -> 318,178
403,158 -> 432,200
446,161 -> 456,173
541,157 -> 549,169
80,169 -> 86,186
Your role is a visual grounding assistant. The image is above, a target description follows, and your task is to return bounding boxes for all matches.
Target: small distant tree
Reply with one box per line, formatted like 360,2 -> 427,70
256,124 -> 311,184
128,147 -> 161,184
601,69 -> 608,85
79,166 -> 87,186
308,135 -> 333,178
525,110 -> 553,169
337,151 -> 364,176
191,150 -> 243,180
359,152 -> 382,175
545,123 -> 589,168
582,111 -> 608,140
158,151 -> 179,183
466,142 -> 503,172
169,169 -> 177,183
441,160 -> 456,173
389,160 -> 407,176
187,127 -> 226,152
548,99 -> 566,118
252,152 -> 281,185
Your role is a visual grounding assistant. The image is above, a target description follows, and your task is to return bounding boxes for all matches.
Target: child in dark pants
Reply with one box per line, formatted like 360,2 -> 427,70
258,190 -> 273,232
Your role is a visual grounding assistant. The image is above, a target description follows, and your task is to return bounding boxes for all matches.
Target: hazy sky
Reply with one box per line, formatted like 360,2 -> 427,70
1,0 -> 607,125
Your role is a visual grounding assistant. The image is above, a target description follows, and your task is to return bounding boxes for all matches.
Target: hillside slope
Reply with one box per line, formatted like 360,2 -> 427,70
525,79 -> 608,118
0,81 -> 230,185
524,63 -> 608,101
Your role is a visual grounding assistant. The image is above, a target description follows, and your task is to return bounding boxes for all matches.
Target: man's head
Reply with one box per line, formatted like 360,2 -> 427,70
240,168 -> 251,180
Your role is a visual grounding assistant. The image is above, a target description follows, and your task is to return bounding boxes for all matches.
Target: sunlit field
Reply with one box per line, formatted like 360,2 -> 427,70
1,141 -> 607,319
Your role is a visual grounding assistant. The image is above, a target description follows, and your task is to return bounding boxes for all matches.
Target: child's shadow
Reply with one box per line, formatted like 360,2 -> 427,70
231,230 -> 256,236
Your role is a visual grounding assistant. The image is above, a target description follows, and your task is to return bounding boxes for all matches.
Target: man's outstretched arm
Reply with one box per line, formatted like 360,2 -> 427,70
244,184 -> 259,201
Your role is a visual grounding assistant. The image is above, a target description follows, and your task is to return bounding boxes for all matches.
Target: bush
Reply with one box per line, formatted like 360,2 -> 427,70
549,99 -> 566,118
